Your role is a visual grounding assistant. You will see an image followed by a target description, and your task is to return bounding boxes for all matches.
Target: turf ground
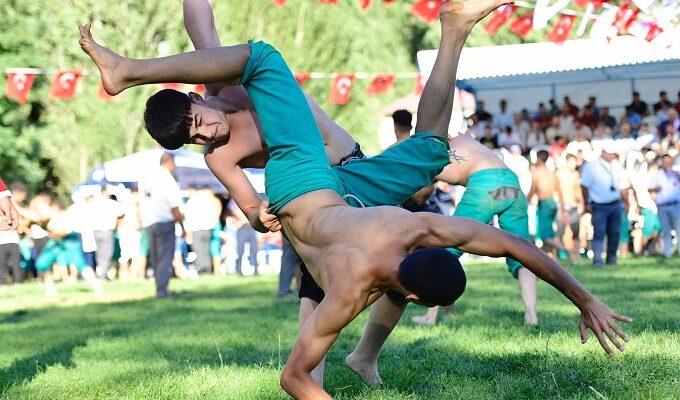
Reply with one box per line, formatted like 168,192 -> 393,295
1,257 -> 678,399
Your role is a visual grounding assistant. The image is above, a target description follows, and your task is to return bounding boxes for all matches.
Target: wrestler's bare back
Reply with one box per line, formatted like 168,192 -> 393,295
277,190 -> 421,299
436,134 -> 507,185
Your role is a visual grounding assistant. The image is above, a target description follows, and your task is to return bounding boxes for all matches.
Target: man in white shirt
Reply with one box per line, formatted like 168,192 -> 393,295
580,140 -> 630,267
90,189 -> 125,279
0,179 -> 22,284
184,187 -> 221,273
139,153 -> 185,298
648,154 -> 680,258
493,99 -> 513,131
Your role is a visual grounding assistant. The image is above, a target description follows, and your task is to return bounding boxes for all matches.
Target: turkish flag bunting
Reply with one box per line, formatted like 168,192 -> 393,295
367,74 -> 396,95
50,70 -> 81,99
359,0 -> 371,9
645,22 -> 663,42
329,74 -> 355,105
484,5 -> 517,35
546,14 -> 576,43
162,83 -> 183,91
295,73 -> 311,86
6,71 -> 36,105
612,1 -> 640,34
414,74 -> 425,95
318,0 -> 339,4
273,0 -> 287,7
410,0 -> 441,24
510,11 -> 534,38
592,0 -> 610,9
98,83 -> 114,101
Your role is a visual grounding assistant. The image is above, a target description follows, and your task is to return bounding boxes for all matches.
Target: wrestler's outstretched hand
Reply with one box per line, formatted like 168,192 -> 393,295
578,297 -> 633,355
259,201 -> 281,232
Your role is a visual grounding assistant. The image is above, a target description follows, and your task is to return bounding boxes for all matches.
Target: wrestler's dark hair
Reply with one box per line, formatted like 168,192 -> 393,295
397,248 -> 466,306
537,150 -> 549,163
144,89 -> 193,150
392,109 -> 412,130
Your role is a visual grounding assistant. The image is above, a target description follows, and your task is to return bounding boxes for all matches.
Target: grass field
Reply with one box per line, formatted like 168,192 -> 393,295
1,257 -> 679,399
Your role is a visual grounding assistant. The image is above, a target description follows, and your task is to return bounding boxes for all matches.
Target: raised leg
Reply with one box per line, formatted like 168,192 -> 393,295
415,0 -> 510,136
79,24 -> 251,95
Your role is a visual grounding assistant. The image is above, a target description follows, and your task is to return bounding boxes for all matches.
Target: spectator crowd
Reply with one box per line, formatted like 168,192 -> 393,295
462,90 -> 680,265
1,90 -> 679,299
0,155 -> 283,297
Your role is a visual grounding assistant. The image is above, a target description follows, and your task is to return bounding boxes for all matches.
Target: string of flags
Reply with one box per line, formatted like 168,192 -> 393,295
279,0 -> 676,44
3,67 -> 423,106
4,1 -> 677,106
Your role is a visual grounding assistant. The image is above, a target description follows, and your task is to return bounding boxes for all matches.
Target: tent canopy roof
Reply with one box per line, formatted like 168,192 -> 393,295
417,36 -> 680,92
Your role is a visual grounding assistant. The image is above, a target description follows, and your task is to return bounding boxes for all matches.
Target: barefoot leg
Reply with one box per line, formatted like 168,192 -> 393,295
79,23 -> 251,95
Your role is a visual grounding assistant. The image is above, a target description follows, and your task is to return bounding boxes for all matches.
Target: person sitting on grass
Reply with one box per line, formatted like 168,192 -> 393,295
79,1 -> 631,398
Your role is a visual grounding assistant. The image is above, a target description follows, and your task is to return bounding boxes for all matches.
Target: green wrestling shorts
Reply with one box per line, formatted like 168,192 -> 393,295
537,198 -> 558,241
451,168 -> 529,278
241,40 -> 450,212
334,133 -> 451,208
240,41 -> 344,213
36,233 -> 89,273
641,208 -> 661,238
620,207 -> 630,245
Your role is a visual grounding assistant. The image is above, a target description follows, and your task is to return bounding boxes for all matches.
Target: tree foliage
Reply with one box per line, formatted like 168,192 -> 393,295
0,0 -> 641,195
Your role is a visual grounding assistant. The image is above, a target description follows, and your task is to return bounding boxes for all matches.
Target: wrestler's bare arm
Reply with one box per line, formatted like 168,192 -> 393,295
406,212 -> 632,355
280,249 -> 375,399
204,157 -> 273,232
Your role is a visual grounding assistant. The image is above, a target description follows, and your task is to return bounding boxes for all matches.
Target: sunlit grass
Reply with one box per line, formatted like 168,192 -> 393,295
1,257 -> 678,399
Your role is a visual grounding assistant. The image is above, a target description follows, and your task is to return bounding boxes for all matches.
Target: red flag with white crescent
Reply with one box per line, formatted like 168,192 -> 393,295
645,22 -> 663,42
273,0 -> 287,7
510,11 -> 534,38
50,70 -> 82,99
367,74 -> 396,95
98,83 -> 114,101
612,0 -> 640,35
546,14 -> 576,43
414,74 -> 425,95
295,73 -> 311,86
6,72 -> 36,105
359,0 -> 371,9
410,0 -> 441,24
329,74 -> 355,105
484,5 -> 517,35
193,84 -> 206,94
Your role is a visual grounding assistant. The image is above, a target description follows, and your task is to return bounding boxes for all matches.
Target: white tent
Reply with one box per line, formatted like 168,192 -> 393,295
99,148 -> 265,194
417,36 -> 680,115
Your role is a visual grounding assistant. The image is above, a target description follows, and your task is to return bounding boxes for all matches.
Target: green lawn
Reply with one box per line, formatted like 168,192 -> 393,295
1,258 -> 679,399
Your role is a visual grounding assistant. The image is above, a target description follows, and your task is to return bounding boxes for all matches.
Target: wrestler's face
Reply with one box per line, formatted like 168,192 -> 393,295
187,94 -> 231,145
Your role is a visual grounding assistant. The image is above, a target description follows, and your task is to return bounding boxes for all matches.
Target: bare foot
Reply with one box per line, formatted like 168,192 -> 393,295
345,352 -> 383,386
411,314 -> 437,326
439,0 -> 513,27
524,311 -> 538,326
78,23 -> 127,95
